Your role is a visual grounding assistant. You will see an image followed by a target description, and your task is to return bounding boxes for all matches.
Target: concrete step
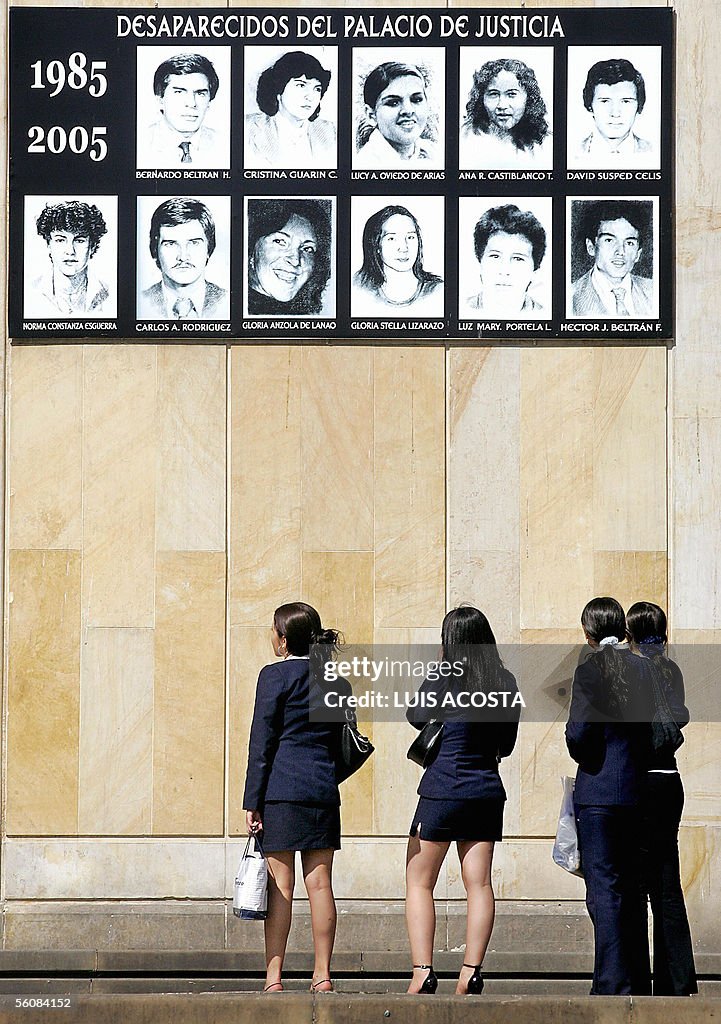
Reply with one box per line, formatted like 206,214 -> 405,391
0,993 -> 719,1024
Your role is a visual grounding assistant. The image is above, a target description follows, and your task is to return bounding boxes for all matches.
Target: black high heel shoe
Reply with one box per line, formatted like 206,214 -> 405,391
412,964 -> 438,994
463,963 -> 484,995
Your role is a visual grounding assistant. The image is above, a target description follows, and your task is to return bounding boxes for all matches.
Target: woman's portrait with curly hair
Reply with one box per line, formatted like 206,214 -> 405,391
459,49 -> 553,170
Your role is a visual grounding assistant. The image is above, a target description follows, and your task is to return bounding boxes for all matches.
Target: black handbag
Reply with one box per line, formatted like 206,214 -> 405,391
336,710 -> 374,783
649,663 -> 684,754
407,720 -> 444,768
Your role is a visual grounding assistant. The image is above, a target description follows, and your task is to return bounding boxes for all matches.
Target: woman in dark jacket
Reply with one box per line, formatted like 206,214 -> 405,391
404,606 -> 520,995
626,601 -> 697,996
566,597 -> 651,996
243,602 -> 343,994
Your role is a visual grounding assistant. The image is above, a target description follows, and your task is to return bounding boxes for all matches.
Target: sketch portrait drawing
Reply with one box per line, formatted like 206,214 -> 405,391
29,200 -> 111,317
355,61 -> 441,169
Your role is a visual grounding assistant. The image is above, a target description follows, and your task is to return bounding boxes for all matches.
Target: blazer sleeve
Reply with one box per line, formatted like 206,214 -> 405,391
565,658 -> 604,764
406,676 -> 441,729
242,664 -> 287,810
497,669 -> 520,759
666,660 -> 690,728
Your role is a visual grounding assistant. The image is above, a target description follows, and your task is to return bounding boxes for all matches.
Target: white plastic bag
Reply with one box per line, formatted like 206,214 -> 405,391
552,776 -> 583,877
233,836 -> 268,919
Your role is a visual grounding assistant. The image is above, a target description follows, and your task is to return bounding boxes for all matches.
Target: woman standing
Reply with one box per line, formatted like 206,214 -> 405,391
565,597 -> 651,995
243,602 -> 343,993
405,606 -> 519,995
626,601 -> 698,996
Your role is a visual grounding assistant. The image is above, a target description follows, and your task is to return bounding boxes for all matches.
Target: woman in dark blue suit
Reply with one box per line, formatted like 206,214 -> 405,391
405,606 -> 520,995
243,602 -> 343,994
566,597 -> 651,995
626,601 -> 697,996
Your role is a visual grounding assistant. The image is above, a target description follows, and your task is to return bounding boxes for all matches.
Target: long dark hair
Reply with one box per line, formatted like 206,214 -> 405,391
441,605 -> 503,694
354,205 -> 442,291
581,597 -> 631,716
274,602 -> 340,656
464,58 -> 549,150
247,198 -> 332,314
626,601 -> 667,647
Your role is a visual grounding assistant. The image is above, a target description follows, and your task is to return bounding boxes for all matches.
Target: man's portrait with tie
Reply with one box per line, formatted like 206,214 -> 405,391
568,198 -> 657,320
136,48 -> 230,169
136,197 -> 230,321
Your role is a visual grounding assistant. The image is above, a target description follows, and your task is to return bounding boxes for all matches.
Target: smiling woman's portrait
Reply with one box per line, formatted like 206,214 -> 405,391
353,48 -> 444,171
245,198 -> 334,317
244,47 -> 338,169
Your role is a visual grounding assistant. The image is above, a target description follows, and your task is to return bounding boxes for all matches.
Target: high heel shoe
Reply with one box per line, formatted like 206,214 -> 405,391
463,963 -> 484,995
412,964 -> 438,994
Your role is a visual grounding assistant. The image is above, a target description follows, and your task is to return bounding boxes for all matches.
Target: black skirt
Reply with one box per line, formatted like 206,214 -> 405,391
261,800 -> 341,853
409,796 -> 505,842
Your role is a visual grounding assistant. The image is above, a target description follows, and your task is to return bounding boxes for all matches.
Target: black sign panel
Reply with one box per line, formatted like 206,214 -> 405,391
9,7 -> 674,342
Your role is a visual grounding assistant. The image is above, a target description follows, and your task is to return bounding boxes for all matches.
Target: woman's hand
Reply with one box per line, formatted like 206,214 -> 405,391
246,809 -> 263,835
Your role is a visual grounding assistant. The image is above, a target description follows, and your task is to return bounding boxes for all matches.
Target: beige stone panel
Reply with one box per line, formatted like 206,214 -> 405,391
7,551 -> 81,835
154,552 -> 226,836
4,840 -> 226,900
672,351 -> 721,420
156,347 -> 225,553
301,348 -> 373,552
303,551 -> 375,834
374,348 -> 445,629
82,346 -> 156,627
449,347 -> 520,643
521,629 -> 584,646
520,349 -> 594,631
673,418 -> 721,630
675,0 -> 721,354
518,722 -> 576,839
330,839 -> 410,900
449,1 -> 667,6
13,1 -> 220,8
678,826 -> 721,954
78,628 -> 153,835
676,724 -> 721,825
9,347 -> 82,549
592,349 -> 666,552
230,347 -> 301,628
228,626 -> 277,836
593,551 -> 667,613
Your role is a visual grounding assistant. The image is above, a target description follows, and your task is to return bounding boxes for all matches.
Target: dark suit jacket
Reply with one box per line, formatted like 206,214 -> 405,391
572,269 -> 653,317
407,668 -> 519,800
242,658 -> 344,809
566,650 -> 651,806
138,280 -> 228,319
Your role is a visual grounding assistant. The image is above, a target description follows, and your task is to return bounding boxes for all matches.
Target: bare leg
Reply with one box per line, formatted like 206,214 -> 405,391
405,835 -> 450,993
264,851 -> 295,990
455,840 -> 495,994
301,848 -> 336,990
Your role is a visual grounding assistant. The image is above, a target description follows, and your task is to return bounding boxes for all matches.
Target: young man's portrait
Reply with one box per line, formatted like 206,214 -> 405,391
136,48 -> 231,169
23,196 -> 117,318
568,198 -> 658,319
567,47 -> 661,169
137,197 -> 230,320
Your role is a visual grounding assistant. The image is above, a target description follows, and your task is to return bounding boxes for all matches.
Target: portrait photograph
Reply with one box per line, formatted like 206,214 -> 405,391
244,45 -> 338,170
23,194 -> 118,319
458,47 -> 554,170
244,197 -> 336,318
458,196 -> 552,320
136,195 -> 231,320
352,47 -> 445,171
350,196 -> 445,318
136,46 -> 231,169
566,196 -> 659,319
567,46 -> 661,170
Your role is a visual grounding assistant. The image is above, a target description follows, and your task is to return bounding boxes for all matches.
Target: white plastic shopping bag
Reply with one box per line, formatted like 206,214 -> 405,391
233,835 -> 268,919
552,776 -> 583,877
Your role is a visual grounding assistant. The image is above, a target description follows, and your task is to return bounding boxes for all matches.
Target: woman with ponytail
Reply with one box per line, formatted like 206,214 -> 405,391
626,601 -> 697,996
243,602 -> 344,994
566,597 -> 651,995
